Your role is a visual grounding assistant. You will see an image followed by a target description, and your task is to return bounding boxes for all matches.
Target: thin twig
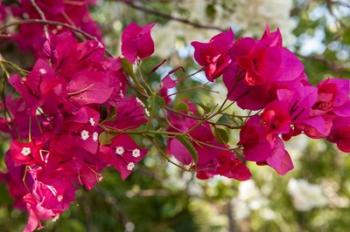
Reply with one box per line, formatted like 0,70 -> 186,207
0,19 -> 113,57
331,0 -> 350,9
119,0 -> 226,32
30,0 -> 50,40
302,54 -> 349,74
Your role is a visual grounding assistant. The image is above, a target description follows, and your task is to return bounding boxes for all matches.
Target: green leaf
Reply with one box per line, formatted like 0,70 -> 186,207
174,102 -> 189,112
121,58 -> 135,78
214,127 -> 229,144
217,114 -> 231,125
175,135 -> 198,162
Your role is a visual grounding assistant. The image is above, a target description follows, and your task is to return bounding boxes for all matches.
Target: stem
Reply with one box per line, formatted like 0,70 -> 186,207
100,124 -> 182,137
136,62 -> 153,96
151,136 -> 192,172
118,0 -> 225,32
0,60 -> 13,129
186,96 -> 230,134
0,19 -> 113,57
30,0 -> 50,41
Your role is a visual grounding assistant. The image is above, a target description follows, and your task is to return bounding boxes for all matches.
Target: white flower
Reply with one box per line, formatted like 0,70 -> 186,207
92,132 -> 99,142
287,178 -> 328,211
89,117 -> 96,126
132,148 -> 141,158
81,130 -> 90,141
57,195 -> 63,202
115,146 -> 125,155
21,147 -> 31,156
39,68 -> 47,75
127,162 -> 135,171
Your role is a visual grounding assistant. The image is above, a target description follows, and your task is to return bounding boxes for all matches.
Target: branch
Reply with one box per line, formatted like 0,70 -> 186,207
302,54 -> 350,74
30,0 -> 50,40
118,0 -> 226,32
0,19 -> 113,57
331,0 -> 350,8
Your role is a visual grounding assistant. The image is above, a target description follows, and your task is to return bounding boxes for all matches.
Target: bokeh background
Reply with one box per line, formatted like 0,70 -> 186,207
1,0 -> 350,231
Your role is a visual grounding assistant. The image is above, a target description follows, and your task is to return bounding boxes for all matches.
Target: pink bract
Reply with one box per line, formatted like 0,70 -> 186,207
191,29 -> 234,81
121,22 -> 155,63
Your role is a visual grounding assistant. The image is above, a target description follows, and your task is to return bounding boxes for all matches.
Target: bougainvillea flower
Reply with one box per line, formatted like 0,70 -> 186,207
60,107 -> 101,154
239,115 -> 293,175
213,150 -> 251,180
265,139 -> 293,175
66,70 -> 114,105
314,78 -> 350,117
106,97 -> 148,130
168,138 -> 251,181
276,86 -> 333,139
223,27 -> 304,110
8,59 -> 64,114
7,139 -> 49,167
239,116 -> 274,162
172,142 -> 252,181
261,101 -> 292,137
191,29 -> 234,81
160,75 -> 177,104
168,138 -> 193,165
0,28 -> 142,231
328,116 -> 350,152
45,140 -> 104,190
3,156 -> 30,209
121,22 -> 155,63
99,134 -> 148,180
260,26 -> 283,47
22,169 -> 75,232
167,101 -> 251,180
10,0 -> 102,56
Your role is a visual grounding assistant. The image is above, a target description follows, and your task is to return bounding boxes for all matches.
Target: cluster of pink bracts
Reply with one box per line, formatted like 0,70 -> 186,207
0,1 -> 349,231
1,31 -> 150,231
5,0 -> 101,56
190,28 -> 350,176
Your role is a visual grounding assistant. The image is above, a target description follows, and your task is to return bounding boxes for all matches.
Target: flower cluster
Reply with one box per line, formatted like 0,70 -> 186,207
0,31 -> 149,231
8,0 -> 102,56
191,27 -> 350,175
166,101 -> 251,180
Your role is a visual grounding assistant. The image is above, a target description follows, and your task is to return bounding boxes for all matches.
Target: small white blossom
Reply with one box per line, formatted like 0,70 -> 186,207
132,148 -> 141,158
81,130 -> 90,141
21,147 -> 31,156
115,146 -> 125,155
89,117 -> 96,126
92,132 -> 99,142
57,195 -> 63,202
39,68 -> 47,75
127,162 -> 135,171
